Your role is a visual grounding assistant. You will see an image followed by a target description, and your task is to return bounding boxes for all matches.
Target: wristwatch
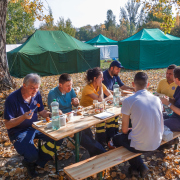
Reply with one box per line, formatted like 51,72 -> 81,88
167,103 -> 172,108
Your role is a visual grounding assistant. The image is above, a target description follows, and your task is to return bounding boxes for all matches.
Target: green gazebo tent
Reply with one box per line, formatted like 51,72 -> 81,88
118,28 -> 180,70
86,34 -> 118,45
7,30 -> 100,78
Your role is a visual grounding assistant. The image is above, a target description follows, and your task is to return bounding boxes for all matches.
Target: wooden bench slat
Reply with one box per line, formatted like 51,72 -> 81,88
64,132 -> 180,180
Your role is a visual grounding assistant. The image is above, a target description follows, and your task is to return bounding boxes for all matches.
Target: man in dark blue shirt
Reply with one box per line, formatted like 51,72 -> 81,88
103,60 -> 134,92
4,73 -> 62,178
96,61 -> 134,147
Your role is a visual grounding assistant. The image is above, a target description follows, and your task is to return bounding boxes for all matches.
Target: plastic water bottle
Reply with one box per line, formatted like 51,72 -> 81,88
51,99 -> 60,130
163,105 -> 173,116
113,82 -> 120,107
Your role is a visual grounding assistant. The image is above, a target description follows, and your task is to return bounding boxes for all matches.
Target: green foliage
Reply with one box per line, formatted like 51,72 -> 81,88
6,0 -> 35,44
75,25 -> 94,41
104,10 -> 116,30
137,21 -> 161,32
57,17 -> 76,37
119,0 -> 144,36
136,0 -> 177,33
145,4 -> 172,23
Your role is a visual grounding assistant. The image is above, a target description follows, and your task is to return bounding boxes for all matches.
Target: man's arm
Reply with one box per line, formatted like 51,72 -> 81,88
120,85 -> 135,91
160,96 -> 179,115
121,114 -> 130,134
169,97 -> 175,104
4,111 -> 33,129
38,110 -> 51,118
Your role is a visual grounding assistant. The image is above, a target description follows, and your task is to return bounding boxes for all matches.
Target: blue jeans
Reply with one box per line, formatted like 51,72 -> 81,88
9,127 -> 63,167
112,132 -> 148,170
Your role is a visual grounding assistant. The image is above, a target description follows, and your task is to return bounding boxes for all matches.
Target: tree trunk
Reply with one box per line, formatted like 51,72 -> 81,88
0,0 -> 15,92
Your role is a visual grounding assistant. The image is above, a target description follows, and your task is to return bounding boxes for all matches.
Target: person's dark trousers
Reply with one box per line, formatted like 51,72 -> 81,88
106,116 -> 119,142
112,132 -> 148,171
95,121 -> 106,146
9,127 -> 63,168
79,128 -> 106,157
164,117 -> 180,131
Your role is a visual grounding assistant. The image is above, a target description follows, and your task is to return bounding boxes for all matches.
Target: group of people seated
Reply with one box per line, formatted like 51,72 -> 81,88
3,61 -> 180,178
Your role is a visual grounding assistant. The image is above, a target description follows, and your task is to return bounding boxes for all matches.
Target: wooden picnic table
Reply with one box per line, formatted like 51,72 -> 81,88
32,106 -> 122,173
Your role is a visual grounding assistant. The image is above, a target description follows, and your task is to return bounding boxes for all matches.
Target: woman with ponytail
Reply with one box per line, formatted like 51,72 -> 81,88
80,67 -> 112,107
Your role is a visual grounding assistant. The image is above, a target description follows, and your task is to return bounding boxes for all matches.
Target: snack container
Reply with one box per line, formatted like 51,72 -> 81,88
59,114 -> 67,126
67,112 -> 74,122
99,102 -> 104,113
93,100 -> 98,109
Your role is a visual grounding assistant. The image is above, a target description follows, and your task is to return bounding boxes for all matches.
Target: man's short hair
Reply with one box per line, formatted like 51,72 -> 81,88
59,73 -> 72,84
167,64 -> 177,70
23,73 -> 41,85
134,72 -> 148,88
174,67 -> 180,81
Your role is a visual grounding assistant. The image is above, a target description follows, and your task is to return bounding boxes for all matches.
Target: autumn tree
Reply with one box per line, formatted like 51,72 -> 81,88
0,0 -> 50,91
6,0 -> 35,44
136,0 -> 178,33
39,6 -> 56,31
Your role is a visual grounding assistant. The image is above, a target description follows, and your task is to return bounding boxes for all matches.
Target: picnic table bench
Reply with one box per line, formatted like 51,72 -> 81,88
64,131 -> 180,180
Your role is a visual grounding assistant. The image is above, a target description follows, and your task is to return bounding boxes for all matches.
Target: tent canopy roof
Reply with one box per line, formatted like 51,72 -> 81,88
10,30 -> 98,55
120,28 -> 180,42
86,34 -> 118,45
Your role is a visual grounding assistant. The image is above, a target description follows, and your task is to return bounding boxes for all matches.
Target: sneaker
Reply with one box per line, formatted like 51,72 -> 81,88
157,143 -> 172,150
170,137 -> 179,145
22,159 -> 38,178
128,166 -> 139,177
139,163 -> 149,178
107,141 -> 116,150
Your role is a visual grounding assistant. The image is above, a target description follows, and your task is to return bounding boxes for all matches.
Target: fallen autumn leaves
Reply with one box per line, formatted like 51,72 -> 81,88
1,67 -> 180,179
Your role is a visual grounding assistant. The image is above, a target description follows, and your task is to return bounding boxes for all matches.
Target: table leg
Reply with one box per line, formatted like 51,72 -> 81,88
75,132 -> 79,162
54,141 -> 58,174
98,172 -> 103,180
174,143 -> 178,150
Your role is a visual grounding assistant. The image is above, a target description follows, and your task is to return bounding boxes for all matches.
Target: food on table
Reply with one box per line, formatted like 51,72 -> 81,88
77,111 -> 83,115
46,117 -> 50,122
95,109 -> 100,114
107,100 -> 113,104
36,103 -> 40,107
77,106 -> 83,110
36,121 -> 49,126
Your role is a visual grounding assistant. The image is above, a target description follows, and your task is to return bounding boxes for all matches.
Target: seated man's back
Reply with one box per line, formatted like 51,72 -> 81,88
122,89 -> 163,151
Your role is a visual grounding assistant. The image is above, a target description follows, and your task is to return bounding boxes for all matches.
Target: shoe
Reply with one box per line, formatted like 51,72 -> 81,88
128,166 -> 139,177
169,137 -> 179,145
22,159 -> 38,178
157,143 -> 172,150
139,163 -> 149,178
107,141 -> 116,150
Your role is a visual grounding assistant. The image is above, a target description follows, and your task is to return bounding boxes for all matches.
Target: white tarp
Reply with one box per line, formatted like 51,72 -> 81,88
6,44 -> 21,52
96,45 -> 118,59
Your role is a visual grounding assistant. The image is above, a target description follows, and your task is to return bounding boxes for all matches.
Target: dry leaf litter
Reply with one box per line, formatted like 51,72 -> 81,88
0,67 -> 179,180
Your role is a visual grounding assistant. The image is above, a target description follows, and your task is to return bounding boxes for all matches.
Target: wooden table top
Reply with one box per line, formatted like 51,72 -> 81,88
32,106 -> 121,141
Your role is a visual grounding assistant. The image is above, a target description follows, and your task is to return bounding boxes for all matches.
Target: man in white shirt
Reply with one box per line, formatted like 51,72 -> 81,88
110,72 -> 164,178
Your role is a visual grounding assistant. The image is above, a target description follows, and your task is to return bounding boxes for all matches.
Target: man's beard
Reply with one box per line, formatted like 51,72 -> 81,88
112,72 -> 118,76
